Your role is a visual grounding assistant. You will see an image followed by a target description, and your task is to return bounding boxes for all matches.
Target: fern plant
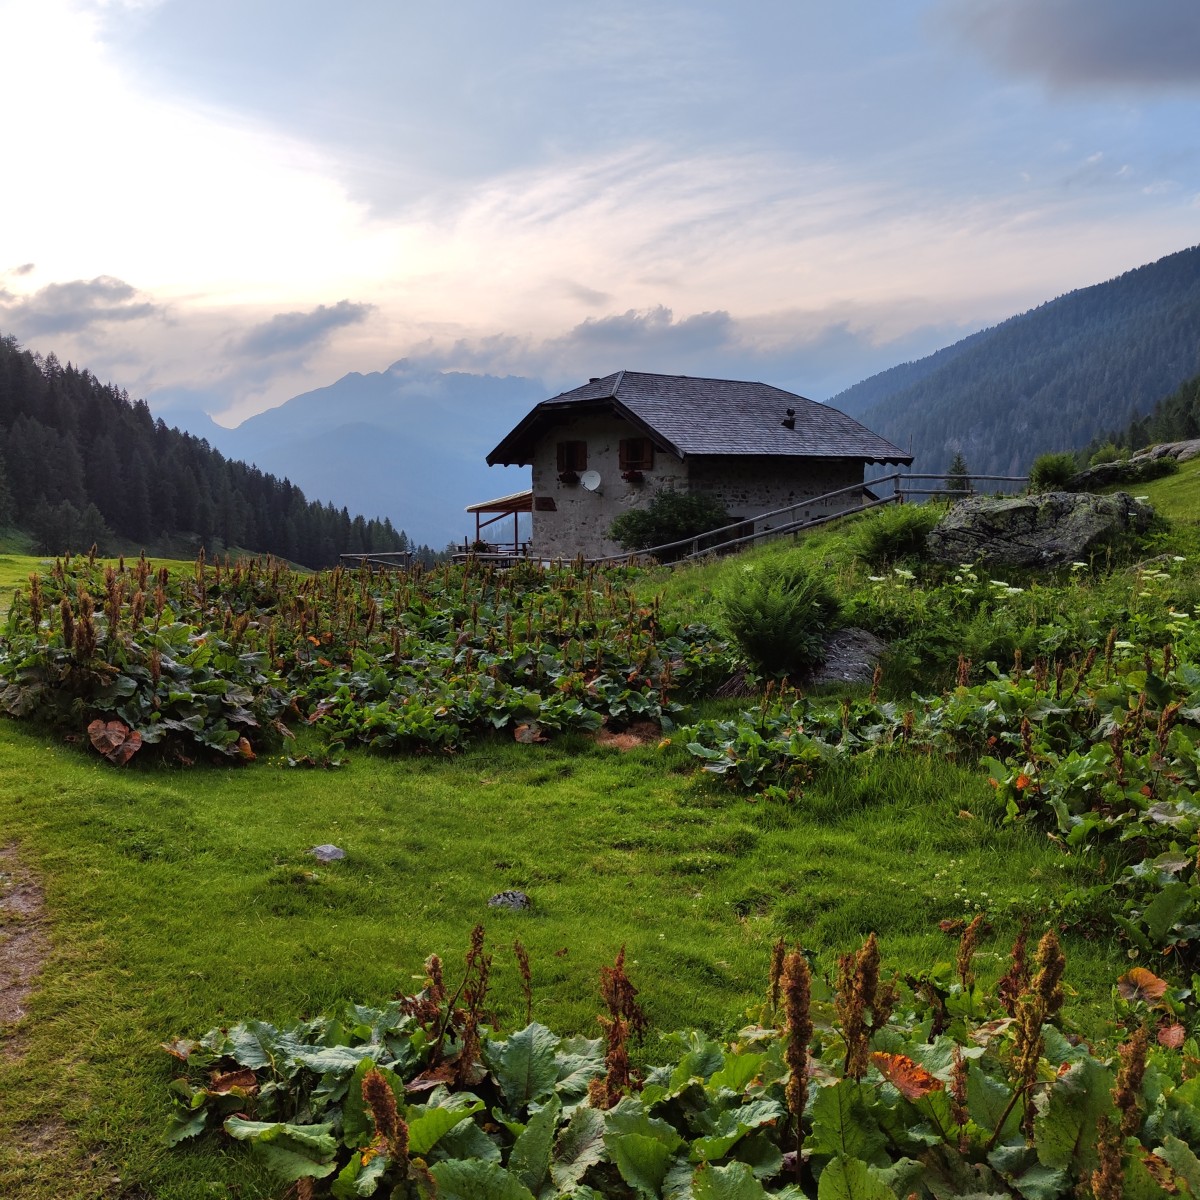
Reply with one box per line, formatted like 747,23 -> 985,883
719,558 -> 839,677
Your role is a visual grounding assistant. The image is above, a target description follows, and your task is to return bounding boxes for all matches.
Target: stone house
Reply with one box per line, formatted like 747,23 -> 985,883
484,370 -> 912,560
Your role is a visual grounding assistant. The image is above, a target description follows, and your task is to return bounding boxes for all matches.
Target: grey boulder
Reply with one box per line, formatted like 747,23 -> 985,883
926,491 -> 1154,569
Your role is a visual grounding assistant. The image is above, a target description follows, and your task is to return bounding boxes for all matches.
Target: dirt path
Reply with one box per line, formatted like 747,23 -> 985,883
0,842 -> 47,1059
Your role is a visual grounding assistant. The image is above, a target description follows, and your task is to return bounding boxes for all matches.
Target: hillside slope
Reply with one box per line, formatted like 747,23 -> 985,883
832,244 -> 1200,476
0,334 -> 410,565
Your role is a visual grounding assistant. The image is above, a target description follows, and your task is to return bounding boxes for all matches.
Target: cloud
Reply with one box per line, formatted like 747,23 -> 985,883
564,306 -> 737,355
0,275 -> 160,336
233,299 -> 374,358
8,263 -> 35,277
558,280 -> 612,307
943,0 -> 1200,89
393,301 -> 981,404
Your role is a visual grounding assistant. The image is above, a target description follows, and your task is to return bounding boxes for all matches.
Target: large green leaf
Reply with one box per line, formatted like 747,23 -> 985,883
1142,882 -> 1197,945
604,1104 -> 685,1198
689,1100 -> 784,1163
331,1150 -> 390,1199
433,1117 -> 502,1165
293,1044 -> 382,1076
606,1136 -> 682,1199
668,1034 -> 728,1093
1033,1058 -> 1114,1173
429,1159 -> 536,1200
730,1134 -> 783,1181
1124,1150 -> 1175,1200
486,1024 -> 561,1110
509,1094 -> 561,1194
409,1095 -> 486,1157
164,1109 -> 209,1146
967,1064 -> 1018,1139
707,1053 -> 767,1096
693,1160 -> 771,1200
816,1156 -> 898,1200
551,1105 -> 607,1190
1156,1136 -> 1200,1194
809,1082 -> 887,1165
555,1036 -> 606,1101
222,1117 -> 338,1181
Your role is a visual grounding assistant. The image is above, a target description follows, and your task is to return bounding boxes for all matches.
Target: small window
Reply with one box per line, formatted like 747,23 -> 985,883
556,440 -> 587,472
619,437 -> 654,471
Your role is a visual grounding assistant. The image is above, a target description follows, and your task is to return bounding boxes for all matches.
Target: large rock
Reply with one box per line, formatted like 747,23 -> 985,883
926,491 -> 1154,568
804,627 -> 888,687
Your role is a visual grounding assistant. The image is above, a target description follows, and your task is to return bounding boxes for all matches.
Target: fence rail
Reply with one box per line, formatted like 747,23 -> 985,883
343,473 -> 1029,571
589,472 -> 1028,565
338,551 -> 413,570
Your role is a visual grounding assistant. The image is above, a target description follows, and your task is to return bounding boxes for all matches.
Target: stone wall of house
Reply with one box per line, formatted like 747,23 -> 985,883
528,416 -> 869,558
687,456 -> 865,532
529,413 -> 688,559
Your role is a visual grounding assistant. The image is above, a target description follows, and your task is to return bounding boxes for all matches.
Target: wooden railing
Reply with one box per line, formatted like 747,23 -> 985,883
589,473 -> 1028,565
338,551 -> 413,570
343,473 -> 1029,571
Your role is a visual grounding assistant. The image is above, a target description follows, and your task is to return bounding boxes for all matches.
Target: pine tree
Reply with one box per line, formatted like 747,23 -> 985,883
945,452 -> 971,496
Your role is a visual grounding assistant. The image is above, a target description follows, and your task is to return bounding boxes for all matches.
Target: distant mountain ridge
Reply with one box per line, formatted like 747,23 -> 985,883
176,361 -> 544,548
832,245 -> 1200,476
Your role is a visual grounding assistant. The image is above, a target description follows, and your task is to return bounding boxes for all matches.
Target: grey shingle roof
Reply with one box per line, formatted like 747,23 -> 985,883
487,370 -> 912,465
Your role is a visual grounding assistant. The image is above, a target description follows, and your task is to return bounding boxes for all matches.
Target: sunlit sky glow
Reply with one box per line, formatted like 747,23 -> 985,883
2,0 -> 1198,426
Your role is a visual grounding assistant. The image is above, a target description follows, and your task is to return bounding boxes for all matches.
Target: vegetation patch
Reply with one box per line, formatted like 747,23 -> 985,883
0,552 -> 734,763
163,928 -> 1200,1200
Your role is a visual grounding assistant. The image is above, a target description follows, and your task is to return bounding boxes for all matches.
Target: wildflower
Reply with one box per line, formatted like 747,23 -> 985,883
781,947 -> 812,1179
362,1067 -> 409,1165
1090,1115 -> 1124,1200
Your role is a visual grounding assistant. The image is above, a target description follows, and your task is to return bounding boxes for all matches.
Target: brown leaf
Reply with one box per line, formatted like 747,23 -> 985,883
88,718 -> 128,756
210,1067 -> 259,1095
405,1063 -> 457,1093
1117,967 -> 1170,1006
87,719 -> 142,765
970,1017 -> 1015,1044
1158,1022 -> 1187,1049
871,1051 -> 942,1101
108,729 -> 142,766
1139,1153 -> 1178,1189
160,1038 -> 198,1061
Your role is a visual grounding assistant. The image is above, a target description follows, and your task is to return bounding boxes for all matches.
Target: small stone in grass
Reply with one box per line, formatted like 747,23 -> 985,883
310,844 -> 346,862
488,890 -> 530,910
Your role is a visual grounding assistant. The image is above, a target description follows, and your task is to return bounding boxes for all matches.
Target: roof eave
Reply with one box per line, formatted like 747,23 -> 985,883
486,396 -> 684,465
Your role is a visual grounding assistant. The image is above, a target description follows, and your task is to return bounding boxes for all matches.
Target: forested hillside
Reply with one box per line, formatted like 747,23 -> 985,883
832,244 -> 1200,476
1097,369 -> 1200,452
0,334 -> 421,566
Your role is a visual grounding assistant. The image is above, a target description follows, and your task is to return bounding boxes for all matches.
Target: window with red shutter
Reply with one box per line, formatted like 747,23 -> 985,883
619,437 -> 654,471
556,441 -> 587,472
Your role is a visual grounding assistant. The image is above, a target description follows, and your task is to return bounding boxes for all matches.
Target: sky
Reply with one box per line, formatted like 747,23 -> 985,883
1,0 -> 1199,427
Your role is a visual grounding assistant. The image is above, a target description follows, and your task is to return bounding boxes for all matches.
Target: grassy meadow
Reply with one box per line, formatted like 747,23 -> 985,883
3,487 -> 1200,1197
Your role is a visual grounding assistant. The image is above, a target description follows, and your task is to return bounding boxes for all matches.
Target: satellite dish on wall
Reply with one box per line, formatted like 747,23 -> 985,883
580,470 -> 603,492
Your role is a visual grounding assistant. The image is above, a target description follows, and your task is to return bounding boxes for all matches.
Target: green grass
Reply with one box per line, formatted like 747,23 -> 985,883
0,552 -> 196,619
1122,456 -> 1200,523
0,719 -> 1124,1198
